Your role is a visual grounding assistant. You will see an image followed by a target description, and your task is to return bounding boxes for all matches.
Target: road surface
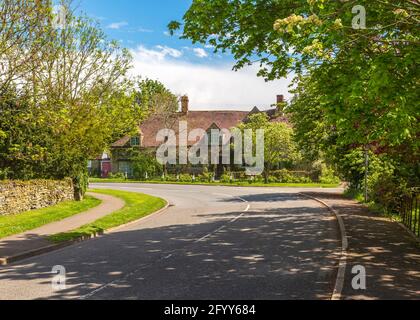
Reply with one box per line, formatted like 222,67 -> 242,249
0,184 -> 342,300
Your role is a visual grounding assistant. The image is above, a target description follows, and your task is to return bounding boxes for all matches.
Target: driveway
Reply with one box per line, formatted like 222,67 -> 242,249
0,184 -> 342,300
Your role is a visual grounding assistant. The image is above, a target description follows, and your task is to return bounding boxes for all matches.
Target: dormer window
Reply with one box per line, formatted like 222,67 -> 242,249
130,136 -> 140,147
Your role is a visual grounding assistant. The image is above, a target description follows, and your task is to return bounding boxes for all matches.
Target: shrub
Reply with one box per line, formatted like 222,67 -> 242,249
108,172 -> 126,180
132,152 -> 162,180
220,174 -> 232,184
319,167 -> 341,184
166,174 -> 178,182
179,174 -> 193,183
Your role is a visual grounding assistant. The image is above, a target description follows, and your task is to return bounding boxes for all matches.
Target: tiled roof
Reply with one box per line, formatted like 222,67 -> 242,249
112,109 -> 288,148
142,111 -> 249,148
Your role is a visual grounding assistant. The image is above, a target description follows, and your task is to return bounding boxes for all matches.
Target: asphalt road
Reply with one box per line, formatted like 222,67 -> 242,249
0,184 -> 342,300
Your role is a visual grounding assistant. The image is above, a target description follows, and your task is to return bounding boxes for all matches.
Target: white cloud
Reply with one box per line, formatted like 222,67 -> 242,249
155,45 -> 183,58
107,21 -> 128,30
133,45 -> 183,61
193,48 -> 208,58
130,46 -> 292,110
137,27 -> 153,33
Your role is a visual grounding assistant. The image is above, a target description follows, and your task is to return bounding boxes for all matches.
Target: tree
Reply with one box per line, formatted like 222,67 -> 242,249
136,78 -> 179,115
0,0 -> 141,199
238,113 -> 297,183
0,0 -> 50,94
131,150 -> 163,180
170,1 -> 418,146
170,0 -> 419,204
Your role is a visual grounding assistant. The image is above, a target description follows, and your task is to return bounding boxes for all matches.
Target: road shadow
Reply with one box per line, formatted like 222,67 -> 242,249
0,204 -> 340,300
303,191 -> 420,300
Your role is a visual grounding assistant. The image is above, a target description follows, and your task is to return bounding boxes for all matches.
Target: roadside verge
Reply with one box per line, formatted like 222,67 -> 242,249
0,190 -> 168,266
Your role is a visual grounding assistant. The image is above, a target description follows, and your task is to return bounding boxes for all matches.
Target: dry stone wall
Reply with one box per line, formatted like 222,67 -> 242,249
0,179 -> 74,216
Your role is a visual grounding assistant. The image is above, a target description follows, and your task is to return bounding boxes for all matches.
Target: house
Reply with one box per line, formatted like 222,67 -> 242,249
88,152 -> 112,178
108,95 -> 288,178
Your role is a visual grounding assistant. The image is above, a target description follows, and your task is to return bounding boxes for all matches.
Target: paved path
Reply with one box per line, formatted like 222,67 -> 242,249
304,191 -> 420,300
0,184 -> 342,300
0,193 -> 125,259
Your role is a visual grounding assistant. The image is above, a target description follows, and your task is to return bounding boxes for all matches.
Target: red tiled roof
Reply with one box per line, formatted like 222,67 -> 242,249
142,111 -> 249,148
112,109 -> 288,148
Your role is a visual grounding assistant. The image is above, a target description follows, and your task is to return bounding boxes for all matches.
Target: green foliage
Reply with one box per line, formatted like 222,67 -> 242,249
72,171 -> 89,201
319,167 -> 341,185
179,174 -> 193,183
238,113 -> 299,182
132,151 -> 163,180
171,0 -> 419,211
220,174 -> 231,184
0,1 -> 142,199
108,172 -> 126,180
135,78 -> 179,115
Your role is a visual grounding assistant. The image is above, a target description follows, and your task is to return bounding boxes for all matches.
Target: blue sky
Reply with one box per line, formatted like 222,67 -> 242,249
75,0 -> 292,110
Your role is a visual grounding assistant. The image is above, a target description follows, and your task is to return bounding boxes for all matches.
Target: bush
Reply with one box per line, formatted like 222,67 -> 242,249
220,174 -> 232,184
108,172 -> 126,180
132,152 -> 162,180
165,174 -> 178,182
319,166 -> 341,184
179,174 -> 193,183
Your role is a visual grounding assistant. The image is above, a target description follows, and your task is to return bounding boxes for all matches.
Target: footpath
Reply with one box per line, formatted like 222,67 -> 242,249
305,190 -> 420,300
0,192 -> 124,265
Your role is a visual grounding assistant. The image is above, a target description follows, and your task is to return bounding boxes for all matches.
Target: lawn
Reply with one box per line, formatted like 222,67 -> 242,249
89,178 -> 340,188
48,189 -> 167,243
0,196 -> 102,239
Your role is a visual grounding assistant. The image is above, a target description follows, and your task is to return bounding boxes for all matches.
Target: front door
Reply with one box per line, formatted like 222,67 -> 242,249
101,161 -> 112,178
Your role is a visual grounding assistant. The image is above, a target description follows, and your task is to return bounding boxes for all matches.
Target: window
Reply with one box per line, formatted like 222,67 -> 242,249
130,136 -> 140,147
87,160 -> 92,168
118,161 -> 133,177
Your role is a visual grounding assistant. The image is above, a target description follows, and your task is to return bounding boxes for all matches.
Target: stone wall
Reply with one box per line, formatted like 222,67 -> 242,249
0,179 -> 74,216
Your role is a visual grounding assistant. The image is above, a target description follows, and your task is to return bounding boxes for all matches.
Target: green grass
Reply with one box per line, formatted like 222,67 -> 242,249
89,178 -> 340,188
0,196 -> 102,239
344,189 -> 420,240
48,189 -> 167,243
344,188 -> 402,221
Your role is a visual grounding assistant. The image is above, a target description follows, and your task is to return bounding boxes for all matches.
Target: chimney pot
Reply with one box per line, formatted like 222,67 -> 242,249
277,95 -> 285,104
181,95 -> 189,114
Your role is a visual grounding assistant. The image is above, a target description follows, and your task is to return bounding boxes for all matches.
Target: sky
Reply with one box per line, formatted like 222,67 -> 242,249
75,0 -> 292,111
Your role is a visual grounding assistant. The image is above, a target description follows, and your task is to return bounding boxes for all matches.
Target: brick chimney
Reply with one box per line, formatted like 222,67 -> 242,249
276,95 -> 285,105
181,95 -> 189,114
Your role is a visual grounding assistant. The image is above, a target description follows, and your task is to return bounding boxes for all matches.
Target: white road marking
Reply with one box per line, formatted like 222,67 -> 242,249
79,190 -> 251,300
195,194 -> 251,243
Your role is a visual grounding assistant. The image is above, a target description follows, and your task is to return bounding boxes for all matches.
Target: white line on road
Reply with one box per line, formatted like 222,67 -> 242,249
79,191 -> 251,300
195,195 -> 250,243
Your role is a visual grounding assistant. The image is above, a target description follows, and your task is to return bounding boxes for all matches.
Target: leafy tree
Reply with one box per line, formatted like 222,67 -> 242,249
0,0 -> 142,199
135,78 -> 179,115
132,150 -> 163,180
238,113 -> 297,183
170,0 -> 419,205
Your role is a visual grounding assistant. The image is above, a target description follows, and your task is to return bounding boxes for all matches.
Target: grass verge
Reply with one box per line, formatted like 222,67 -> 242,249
0,196 -> 102,239
344,188 -> 402,221
89,178 -> 340,188
48,189 -> 167,243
